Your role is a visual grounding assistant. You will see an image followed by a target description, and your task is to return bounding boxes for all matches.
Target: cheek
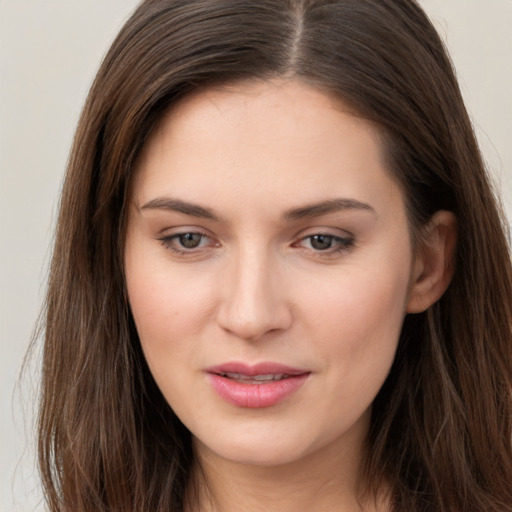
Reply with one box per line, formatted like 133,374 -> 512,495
124,244 -> 217,368
294,266 -> 410,437
299,259 -> 411,374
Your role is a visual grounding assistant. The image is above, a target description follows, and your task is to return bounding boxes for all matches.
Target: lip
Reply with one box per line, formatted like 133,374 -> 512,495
205,362 -> 311,408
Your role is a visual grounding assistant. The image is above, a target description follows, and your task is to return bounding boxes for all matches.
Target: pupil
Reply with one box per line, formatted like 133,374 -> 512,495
311,235 -> 332,250
179,233 -> 201,249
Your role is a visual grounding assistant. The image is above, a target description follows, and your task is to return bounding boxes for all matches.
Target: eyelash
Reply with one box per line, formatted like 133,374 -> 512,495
157,231 -> 355,257
158,232 -> 214,256
293,234 -> 355,254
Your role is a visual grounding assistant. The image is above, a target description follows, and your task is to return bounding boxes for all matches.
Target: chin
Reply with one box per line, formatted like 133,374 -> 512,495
208,444 -> 308,468
193,424 -> 336,469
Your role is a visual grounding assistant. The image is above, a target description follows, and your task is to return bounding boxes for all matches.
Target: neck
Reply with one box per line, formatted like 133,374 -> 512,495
185,430 -> 388,512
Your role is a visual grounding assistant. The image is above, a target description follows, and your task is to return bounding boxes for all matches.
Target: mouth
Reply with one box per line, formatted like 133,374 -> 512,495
216,372 -> 293,384
205,362 -> 310,408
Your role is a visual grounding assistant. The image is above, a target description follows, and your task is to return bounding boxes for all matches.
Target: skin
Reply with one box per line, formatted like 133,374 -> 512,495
124,79 -> 456,511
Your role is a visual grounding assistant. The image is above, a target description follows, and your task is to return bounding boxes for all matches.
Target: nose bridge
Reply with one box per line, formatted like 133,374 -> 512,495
218,242 -> 290,341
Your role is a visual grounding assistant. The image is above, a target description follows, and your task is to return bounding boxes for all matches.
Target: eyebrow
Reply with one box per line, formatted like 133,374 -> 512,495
139,196 -> 375,222
283,198 -> 376,220
140,197 -> 221,221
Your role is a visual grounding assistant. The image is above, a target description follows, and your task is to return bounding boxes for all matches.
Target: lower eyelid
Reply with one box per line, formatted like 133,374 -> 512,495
157,230 -> 353,254
320,237 -> 353,250
157,232 -> 220,254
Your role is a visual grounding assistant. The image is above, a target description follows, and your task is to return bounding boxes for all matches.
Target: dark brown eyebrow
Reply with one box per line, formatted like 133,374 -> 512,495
140,197 -> 221,221
140,197 -> 375,222
284,198 -> 376,220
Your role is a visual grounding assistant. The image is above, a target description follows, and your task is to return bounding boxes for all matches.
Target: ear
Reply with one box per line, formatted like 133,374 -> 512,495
406,210 -> 457,314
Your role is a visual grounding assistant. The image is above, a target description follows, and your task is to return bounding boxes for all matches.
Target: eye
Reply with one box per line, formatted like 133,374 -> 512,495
158,231 -> 216,255
309,234 -> 336,250
295,233 -> 354,253
176,232 -> 204,249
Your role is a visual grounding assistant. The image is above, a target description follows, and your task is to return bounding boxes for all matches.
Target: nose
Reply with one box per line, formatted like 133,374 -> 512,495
216,247 -> 292,341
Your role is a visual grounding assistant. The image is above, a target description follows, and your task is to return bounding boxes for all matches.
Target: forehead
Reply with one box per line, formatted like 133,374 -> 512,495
131,79 -> 403,218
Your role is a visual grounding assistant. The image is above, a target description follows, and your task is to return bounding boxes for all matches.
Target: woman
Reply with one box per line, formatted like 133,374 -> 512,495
38,0 -> 512,510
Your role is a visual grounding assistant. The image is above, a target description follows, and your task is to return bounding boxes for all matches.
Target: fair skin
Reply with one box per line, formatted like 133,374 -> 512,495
124,79 -> 456,512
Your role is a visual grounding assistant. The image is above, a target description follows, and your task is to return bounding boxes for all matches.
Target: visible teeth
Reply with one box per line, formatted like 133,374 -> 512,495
253,374 -> 284,381
221,372 -> 287,382
223,372 -> 245,379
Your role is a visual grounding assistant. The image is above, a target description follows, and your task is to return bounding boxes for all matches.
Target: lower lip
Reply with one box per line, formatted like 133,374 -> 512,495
207,373 -> 309,408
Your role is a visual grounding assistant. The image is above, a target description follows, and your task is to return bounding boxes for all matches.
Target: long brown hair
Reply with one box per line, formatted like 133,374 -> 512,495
38,0 -> 512,510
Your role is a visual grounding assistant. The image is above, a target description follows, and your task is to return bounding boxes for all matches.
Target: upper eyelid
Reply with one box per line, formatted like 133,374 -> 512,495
158,234 -> 353,259
159,231 -> 213,243
156,227 -> 355,245
294,233 -> 354,247
292,226 -> 355,240
157,225 -> 215,237
157,232 -> 217,256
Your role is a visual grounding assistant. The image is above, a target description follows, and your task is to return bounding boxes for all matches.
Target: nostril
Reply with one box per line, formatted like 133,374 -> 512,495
217,302 -> 292,342
216,257 -> 292,340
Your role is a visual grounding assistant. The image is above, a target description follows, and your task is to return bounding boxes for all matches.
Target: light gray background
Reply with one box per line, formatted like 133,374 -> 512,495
1,1 -> 511,511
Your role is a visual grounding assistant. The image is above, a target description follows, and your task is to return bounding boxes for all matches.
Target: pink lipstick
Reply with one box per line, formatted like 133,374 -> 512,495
205,362 -> 310,408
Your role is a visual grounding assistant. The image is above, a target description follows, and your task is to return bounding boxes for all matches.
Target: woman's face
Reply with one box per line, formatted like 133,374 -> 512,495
125,80 -> 418,468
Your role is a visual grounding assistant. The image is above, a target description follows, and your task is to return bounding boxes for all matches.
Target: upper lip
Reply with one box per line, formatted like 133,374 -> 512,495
205,362 -> 310,377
